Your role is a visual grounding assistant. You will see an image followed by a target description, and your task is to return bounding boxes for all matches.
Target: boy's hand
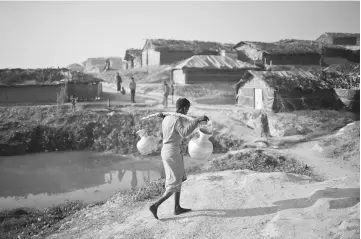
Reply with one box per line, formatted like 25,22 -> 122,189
157,112 -> 166,119
196,115 -> 209,123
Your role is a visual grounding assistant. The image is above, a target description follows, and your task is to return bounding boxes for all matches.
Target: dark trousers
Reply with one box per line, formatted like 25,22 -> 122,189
131,89 -> 136,103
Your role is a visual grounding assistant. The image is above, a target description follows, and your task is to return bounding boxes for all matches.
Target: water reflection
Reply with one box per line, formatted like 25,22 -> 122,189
0,151 -> 218,210
0,151 -> 166,210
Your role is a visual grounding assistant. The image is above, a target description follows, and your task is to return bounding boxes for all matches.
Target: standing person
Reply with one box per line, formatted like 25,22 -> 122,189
149,98 -> 209,220
116,72 -> 122,93
129,77 -> 136,103
70,94 -> 77,112
163,81 -> 170,108
170,81 -> 175,104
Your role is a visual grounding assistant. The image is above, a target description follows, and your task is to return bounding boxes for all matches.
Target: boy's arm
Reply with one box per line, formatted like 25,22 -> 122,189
175,118 -> 200,138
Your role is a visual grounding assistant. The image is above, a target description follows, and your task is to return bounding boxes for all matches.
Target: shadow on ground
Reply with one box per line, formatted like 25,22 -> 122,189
161,187 -> 360,221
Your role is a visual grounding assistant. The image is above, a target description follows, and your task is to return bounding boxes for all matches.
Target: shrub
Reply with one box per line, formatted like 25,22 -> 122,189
188,149 -> 322,181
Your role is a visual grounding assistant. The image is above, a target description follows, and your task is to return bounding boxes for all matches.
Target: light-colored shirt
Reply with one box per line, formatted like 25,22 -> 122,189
161,116 -> 199,147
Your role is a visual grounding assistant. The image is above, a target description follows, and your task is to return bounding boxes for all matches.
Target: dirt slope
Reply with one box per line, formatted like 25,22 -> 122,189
47,170 -> 359,239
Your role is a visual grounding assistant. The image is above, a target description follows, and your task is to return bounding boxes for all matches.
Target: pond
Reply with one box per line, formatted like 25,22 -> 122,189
0,151 -> 223,210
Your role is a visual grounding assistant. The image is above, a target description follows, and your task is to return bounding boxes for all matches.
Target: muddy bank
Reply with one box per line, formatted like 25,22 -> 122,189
0,106 -> 243,156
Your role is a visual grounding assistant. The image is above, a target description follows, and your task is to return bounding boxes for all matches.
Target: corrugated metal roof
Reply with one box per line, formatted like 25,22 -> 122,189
174,55 -> 259,70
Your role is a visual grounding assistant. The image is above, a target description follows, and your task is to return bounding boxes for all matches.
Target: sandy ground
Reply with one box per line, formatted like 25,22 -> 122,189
45,84 -> 360,239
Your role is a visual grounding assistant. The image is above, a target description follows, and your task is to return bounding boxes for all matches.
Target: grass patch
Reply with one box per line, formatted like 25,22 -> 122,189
269,110 -> 356,135
0,200 -> 103,239
187,149 -> 322,181
108,178 -> 166,206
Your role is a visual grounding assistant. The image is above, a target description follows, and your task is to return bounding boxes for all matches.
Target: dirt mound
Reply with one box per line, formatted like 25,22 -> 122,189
319,121 -> 360,169
189,148 -> 318,180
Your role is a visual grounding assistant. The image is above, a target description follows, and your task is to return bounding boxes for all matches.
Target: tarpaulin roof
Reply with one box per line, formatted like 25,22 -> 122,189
174,55 -> 259,70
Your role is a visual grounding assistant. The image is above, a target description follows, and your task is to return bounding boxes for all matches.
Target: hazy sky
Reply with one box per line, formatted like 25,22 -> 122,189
0,1 -> 359,68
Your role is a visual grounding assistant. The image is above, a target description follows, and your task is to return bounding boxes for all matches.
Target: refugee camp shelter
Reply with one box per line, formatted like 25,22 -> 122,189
171,55 -> 260,84
235,69 -> 338,112
142,39 -> 237,67
233,40 -> 322,66
64,72 -> 104,101
233,39 -> 360,66
124,49 -> 142,69
316,32 -> 360,46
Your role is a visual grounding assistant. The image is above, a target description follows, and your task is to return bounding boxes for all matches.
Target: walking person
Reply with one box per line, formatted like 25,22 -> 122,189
116,72 -> 122,93
129,77 -> 136,103
163,81 -> 170,108
149,98 -> 209,219
170,81 -> 175,104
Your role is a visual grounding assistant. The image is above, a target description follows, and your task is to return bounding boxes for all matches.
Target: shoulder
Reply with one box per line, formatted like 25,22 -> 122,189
164,115 -> 181,123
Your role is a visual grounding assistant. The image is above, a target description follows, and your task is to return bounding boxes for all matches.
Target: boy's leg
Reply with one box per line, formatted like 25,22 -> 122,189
174,190 -> 191,215
149,191 -> 173,219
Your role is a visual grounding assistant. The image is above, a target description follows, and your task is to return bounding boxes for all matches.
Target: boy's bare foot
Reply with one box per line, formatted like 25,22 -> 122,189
174,207 -> 192,215
149,204 -> 159,219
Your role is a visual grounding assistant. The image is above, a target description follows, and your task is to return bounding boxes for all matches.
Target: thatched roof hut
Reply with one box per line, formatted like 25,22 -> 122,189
234,39 -> 360,65
235,69 -> 342,111
316,32 -> 360,45
124,49 -> 142,61
234,40 -> 321,55
144,38 -> 236,53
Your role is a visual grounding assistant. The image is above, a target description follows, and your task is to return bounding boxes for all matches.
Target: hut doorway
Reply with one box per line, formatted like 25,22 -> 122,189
254,88 -> 263,109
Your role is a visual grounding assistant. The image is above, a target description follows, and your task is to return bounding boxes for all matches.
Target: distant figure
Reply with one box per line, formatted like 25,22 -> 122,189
260,110 -> 271,138
121,86 -> 126,95
103,58 -> 111,71
70,94 -> 77,112
116,72 -> 122,93
129,77 -> 137,103
170,81 -> 175,104
163,81 -> 170,108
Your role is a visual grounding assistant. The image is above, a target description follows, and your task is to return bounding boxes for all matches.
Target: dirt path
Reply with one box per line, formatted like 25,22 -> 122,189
281,137 -> 359,180
47,170 -> 359,239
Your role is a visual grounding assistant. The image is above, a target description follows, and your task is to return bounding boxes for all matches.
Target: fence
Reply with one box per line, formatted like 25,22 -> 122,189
0,85 -> 63,103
